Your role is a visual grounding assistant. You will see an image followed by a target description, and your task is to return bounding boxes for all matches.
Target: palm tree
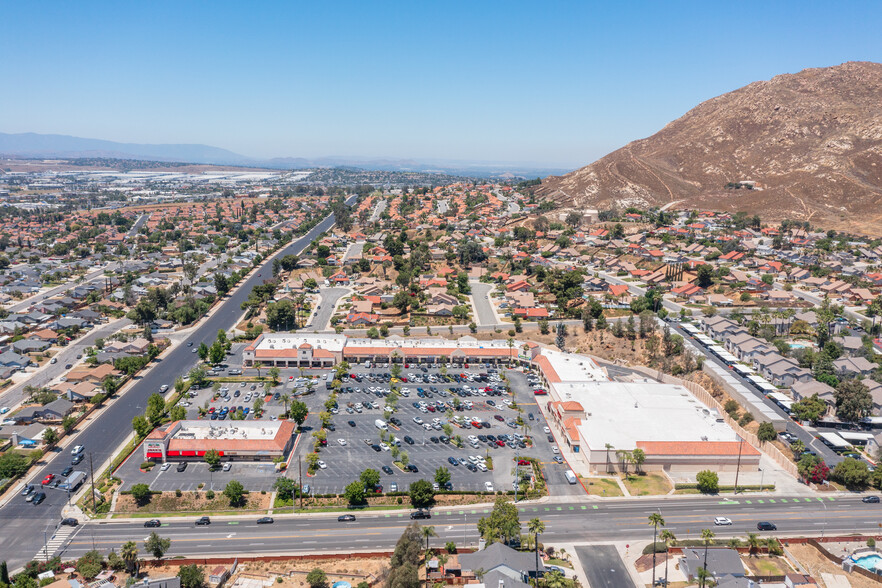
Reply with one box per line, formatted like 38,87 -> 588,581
121,540 -> 139,575
648,513 -> 665,587
659,529 -> 676,586
280,392 -> 290,417
421,525 -> 438,588
746,532 -> 761,555
253,361 -> 263,379
700,529 -> 715,588
544,570 -> 566,588
527,518 -> 545,588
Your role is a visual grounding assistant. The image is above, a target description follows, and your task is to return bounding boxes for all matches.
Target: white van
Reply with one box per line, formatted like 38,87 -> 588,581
564,470 -> 577,485
374,419 -> 388,431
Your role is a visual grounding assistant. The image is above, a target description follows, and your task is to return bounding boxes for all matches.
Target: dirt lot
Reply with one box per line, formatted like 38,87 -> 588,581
788,543 -> 880,588
115,491 -> 272,514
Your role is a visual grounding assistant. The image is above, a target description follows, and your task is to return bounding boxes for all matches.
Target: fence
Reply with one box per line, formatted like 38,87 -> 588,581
591,357 -> 799,477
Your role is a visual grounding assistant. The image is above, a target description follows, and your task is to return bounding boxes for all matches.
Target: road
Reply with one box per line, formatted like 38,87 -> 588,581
668,320 -> 842,467
470,281 -> 497,326
127,213 -> 150,237
0,198 -> 355,569
52,494 -> 875,562
309,287 -> 349,330
576,545 -> 635,588
369,199 -> 387,223
0,318 -> 132,410
437,200 -> 449,214
783,284 -> 866,324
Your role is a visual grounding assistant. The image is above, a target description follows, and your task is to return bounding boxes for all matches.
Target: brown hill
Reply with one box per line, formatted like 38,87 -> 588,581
539,61 -> 882,233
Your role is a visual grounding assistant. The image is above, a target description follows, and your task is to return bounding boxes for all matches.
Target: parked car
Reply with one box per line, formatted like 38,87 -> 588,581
176,462 -> 188,472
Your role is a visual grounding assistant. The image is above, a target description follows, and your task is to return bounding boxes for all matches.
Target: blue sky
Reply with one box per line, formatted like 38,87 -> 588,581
1,1 -> 880,169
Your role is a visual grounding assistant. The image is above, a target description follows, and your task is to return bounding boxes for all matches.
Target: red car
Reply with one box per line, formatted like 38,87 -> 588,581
533,389 -> 547,396
517,459 -> 531,466
404,364 -> 409,368
494,415 -> 505,422
208,407 -> 216,413
495,440 -> 505,447
42,474 -> 55,485
401,377 -> 408,382
427,406 -> 436,412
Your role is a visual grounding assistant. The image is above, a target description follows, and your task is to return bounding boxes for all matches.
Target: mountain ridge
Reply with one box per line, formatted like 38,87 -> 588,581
538,61 -> 882,233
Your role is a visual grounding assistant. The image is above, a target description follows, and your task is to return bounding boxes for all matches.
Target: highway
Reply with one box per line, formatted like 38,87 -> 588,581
0,198 -> 354,569
53,494 -> 879,561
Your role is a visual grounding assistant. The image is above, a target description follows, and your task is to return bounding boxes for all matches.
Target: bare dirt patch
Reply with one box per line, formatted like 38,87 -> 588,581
115,491 -> 271,514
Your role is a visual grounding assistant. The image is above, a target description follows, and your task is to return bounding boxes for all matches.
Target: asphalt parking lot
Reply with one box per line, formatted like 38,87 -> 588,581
290,364 -> 571,496
118,456 -> 280,492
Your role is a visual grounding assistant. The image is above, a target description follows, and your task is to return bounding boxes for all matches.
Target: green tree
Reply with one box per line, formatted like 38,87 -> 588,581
696,264 -> 714,288
477,496 -> 520,545
305,569 -> 328,588
699,529 -> 715,588
360,468 -> 381,491
197,342 -> 209,361
120,541 -> 139,574
831,457 -> 871,489
132,415 -> 152,437
409,479 -> 435,510
145,393 -> 166,426
434,466 -> 452,487
0,452 -> 30,478
289,400 -> 308,428
527,518 -> 545,588
268,367 -> 280,385
208,341 -> 225,365
76,550 -> 104,579
274,477 -> 298,501
42,427 -> 58,445
835,379 -> 872,422
790,394 -> 827,423
696,470 -> 719,494
178,564 -> 206,588
144,531 -> 171,560
631,448 -> 646,473
648,513 -> 665,586
204,449 -> 221,469
131,483 -> 153,506
169,405 -> 186,422
756,422 -> 777,442
223,479 -> 246,507
344,480 -> 366,506
62,415 -> 77,434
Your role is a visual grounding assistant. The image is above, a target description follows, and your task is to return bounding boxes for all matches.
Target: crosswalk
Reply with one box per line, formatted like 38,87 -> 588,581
34,525 -> 77,561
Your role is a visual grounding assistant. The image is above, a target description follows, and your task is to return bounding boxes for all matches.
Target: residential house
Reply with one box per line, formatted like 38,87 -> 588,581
679,548 -> 745,583
459,542 -> 545,584
13,398 -> 74,423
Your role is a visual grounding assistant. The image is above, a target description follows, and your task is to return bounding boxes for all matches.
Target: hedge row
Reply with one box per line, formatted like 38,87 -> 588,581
674,483 -> 776,491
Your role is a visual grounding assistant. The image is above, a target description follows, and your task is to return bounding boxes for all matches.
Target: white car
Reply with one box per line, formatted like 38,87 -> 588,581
468,435 -> 479,443
379,443 -> 390,451
337,439 -> 347,446
485,481 -> 494,492
543,426 -> 551,434
318,460 -> 327,469
160,463 -> 171,471
713,517 -> 733,526
423,423 -> 433,431
413,417 -> 424,425
551,446 -> 560,454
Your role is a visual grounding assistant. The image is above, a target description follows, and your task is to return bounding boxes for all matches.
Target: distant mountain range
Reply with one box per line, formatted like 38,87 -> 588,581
0,132 -> 567,179
538,61 -> 882,233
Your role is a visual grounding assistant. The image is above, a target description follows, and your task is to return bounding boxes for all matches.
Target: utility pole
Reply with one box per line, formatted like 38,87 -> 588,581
733,437 -> 743,494
89,453 -> 97,513
298,456 -> 303,511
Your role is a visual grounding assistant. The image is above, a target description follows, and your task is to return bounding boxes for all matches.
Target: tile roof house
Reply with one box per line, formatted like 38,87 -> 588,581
679,548 -> 745,582
458,542 -> 545,583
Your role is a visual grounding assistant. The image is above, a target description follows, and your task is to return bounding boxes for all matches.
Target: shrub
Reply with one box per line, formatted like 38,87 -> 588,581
140,461 -> 155,470
696,470 -> 719,494
757,422 -> 777,442
738,412 -> 754,426
206,490 -> 215,500
175,489 -> 183,497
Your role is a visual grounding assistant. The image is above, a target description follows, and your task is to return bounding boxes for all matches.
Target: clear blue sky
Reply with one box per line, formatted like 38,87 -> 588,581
1,1 -> 880,169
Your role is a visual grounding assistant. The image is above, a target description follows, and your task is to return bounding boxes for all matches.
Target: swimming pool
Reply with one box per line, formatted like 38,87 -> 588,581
789,343 -> 807,349
853,553 -> 882,572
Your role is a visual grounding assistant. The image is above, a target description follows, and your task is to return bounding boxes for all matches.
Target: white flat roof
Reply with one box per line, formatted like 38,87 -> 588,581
540,348 -> 606,382
253,333 -> 347,352
173,420 -> 282,441
552,381 -> 737,451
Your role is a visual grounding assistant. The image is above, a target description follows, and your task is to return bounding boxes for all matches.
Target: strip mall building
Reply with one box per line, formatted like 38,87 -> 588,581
215,334 -> 758,472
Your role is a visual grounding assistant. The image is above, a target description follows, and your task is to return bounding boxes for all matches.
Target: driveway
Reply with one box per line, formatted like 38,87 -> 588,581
470,281 -> 498,326
310,287 -> 350,330
574,545 -> 636,588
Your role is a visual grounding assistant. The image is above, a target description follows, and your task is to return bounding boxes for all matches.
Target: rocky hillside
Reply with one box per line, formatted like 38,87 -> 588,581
539,61 -> 882,233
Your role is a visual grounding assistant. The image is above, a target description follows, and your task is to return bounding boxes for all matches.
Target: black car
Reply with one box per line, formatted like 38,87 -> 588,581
256,517 -> 274,524
61,466 -> 73,477
405,464 -> 418,473
348,420 -> 356,427
32,492 -> 46,505
863,495 -> 881,503
195,516 -> 211,526
371,444 -> 381,452
547,435 -> 554,443
448,457 -> 458,465
756,521 -> 777,531
410,510 -> 431,519
60,518 -> 78,526
326,424 -> 336,432
144,519 -> 161,527
430,436 -> 439,443
338,514 -> 356,522
390,417 -> 402,426
176,462 -> 188,472
382,466 -> 393,475
72,454 -> 84,465
403,436 -> 415,445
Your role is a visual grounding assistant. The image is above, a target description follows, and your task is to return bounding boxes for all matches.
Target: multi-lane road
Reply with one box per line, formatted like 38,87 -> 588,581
53,494 -> 878,561
0,199 -> 354,568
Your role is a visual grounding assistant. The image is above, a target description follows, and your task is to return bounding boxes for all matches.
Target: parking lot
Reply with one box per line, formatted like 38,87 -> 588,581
291,364 -> 571,496
123,356 -> 581,498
